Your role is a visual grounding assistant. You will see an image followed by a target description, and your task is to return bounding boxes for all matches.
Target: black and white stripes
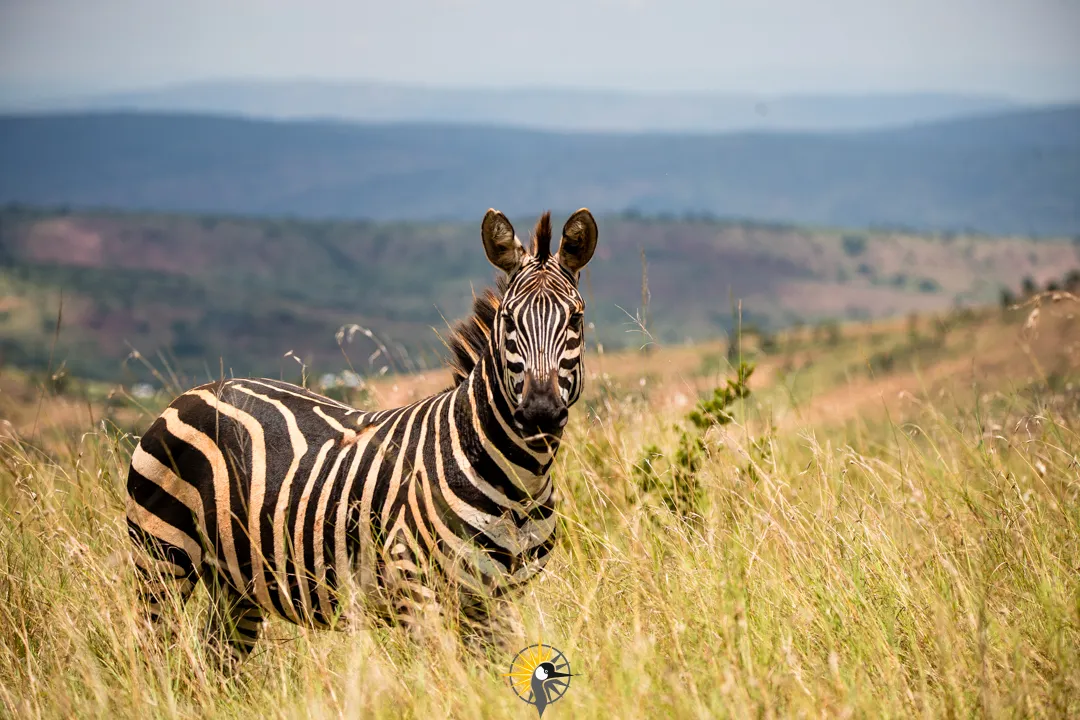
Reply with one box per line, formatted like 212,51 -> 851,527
126,208 -> 598,662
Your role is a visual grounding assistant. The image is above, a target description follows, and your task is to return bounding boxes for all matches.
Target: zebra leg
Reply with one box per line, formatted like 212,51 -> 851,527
203,576 -> 265,669
127,516 -> 200,631
459,594 -> 527,658
380,535 -> 448,644
127,438 -> 205,633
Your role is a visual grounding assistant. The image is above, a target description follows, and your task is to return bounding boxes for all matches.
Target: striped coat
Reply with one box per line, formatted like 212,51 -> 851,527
126,208 -> 598,661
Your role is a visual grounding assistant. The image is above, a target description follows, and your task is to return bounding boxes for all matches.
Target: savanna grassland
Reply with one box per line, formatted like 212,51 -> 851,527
1,296 -> 1078,718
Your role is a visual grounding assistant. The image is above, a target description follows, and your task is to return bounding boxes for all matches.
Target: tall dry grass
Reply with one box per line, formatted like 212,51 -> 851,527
1,316 -> 1078,718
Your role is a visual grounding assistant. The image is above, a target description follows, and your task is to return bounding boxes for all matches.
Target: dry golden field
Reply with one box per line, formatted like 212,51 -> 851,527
1,296 -> 1078,718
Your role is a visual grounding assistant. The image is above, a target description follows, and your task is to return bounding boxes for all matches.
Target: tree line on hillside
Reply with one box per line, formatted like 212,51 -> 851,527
1001,269 -> 1080,308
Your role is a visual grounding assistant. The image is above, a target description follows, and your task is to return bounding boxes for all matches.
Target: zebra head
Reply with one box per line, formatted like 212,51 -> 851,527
481,208 -> 598,442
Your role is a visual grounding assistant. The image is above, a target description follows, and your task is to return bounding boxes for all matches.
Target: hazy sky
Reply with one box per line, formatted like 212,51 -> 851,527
1,0 -> 1078,100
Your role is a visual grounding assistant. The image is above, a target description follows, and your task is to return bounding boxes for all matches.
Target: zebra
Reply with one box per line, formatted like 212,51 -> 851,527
125,208 -> 598,663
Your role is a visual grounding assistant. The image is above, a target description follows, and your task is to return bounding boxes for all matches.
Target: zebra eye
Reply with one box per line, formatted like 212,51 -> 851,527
568,312 -> 583,327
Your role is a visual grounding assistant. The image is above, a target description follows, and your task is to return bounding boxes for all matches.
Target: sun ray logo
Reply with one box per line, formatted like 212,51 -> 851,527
504,639 -> 575,717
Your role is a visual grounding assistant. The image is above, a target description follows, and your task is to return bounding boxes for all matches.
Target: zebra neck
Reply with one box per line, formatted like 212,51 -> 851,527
452,352 -> 559,501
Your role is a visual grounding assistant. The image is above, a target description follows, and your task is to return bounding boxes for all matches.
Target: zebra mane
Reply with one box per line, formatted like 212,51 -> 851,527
445,275 -> 507,385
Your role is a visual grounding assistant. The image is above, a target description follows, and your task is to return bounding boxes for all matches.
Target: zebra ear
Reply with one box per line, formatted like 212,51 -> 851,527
558,208 -> 598,275
482,209 -> 526,275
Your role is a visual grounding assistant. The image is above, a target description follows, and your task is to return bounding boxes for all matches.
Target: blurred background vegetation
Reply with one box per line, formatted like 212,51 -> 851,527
1,204 -> 1077,388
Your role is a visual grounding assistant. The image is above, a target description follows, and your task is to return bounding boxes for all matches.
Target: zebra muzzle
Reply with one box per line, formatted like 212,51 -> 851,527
514,369 -> 568,438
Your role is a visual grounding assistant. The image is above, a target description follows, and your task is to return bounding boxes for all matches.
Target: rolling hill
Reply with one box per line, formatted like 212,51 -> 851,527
5,80 -> 1017,134
1,206 -> 1076,383
1,106 -> 1078,235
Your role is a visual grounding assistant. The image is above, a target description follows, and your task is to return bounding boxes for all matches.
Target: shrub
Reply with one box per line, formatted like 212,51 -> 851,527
687,361 -> 754,431
1065,270 -> 1080,292
842,234 -> 867,257
634,362 -> 754,519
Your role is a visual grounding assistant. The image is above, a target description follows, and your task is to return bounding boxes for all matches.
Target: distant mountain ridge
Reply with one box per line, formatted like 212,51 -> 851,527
1,105 -> 1078,235
2,79 -> 1020,134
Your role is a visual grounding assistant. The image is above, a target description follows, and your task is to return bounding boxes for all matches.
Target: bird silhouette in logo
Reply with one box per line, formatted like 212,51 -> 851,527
505,642 -> 576,717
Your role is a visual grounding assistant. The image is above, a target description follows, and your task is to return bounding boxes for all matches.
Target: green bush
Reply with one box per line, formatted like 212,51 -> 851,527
1000,287 -> 1016,309
842,234 -> 867,257
634,362 -> 754,519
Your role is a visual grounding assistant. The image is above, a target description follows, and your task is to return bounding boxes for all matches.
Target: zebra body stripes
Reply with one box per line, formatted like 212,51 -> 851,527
126,208 -> 598,661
